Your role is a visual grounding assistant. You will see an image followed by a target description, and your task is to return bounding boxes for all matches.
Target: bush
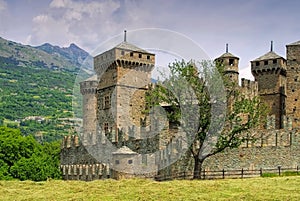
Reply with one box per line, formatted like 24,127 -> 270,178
0,126 -> 61,181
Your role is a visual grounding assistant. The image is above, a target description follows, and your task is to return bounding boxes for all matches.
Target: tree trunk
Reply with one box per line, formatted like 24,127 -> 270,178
193,157 -> 204,179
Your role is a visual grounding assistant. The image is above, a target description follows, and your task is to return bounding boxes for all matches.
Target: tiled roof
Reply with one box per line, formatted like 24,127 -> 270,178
85,74 -> 97,81
287,41 -> 300,46
217,52 -> 239,58
252,51 -> 283,61
115,41 -> 149,53
112,146 -> 137,155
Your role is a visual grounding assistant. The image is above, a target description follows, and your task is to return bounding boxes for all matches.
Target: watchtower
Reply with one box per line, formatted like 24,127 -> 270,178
286,41 -> 300,129
215,44 -> 239,85
80,75 -> 98,145
251,41 -> 287,129
94,31 -> 155,141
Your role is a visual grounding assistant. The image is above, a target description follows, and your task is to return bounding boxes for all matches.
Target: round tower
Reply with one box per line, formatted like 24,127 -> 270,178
251,41 -> 287,129
215,44 -> 239,85
80,75 -> 98,145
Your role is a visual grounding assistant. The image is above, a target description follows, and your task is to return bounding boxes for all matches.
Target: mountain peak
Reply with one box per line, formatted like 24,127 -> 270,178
35,42 -> 90,69
69,43 -> 79,48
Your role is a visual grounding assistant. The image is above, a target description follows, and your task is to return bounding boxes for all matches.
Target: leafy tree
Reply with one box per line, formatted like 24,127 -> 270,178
0,126 -> 61,181
146,60 -> 267,179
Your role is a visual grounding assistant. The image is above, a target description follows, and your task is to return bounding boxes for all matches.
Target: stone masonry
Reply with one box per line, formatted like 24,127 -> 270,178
61,38 -> 300,180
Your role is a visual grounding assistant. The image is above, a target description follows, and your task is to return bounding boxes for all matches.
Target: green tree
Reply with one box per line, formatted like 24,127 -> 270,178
0,126 -> 61,181
146,60 -> 267,179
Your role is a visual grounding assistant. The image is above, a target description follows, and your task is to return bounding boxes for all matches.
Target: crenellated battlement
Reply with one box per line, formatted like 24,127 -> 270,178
240,78 -> 258,98
60,163 -> 110,181
61,135 -> 80,149
62,38 -> 300,181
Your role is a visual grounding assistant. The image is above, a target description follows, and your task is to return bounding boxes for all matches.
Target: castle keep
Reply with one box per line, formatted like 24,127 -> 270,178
61,38 -> 300,180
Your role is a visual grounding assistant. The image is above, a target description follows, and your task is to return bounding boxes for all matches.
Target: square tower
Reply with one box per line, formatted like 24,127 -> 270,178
286,41 -> 300,129
94,40 -> 155,141
251,45 -> 287,129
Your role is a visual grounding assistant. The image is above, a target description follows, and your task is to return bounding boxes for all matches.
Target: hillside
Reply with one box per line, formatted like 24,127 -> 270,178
0,37 -> 92,141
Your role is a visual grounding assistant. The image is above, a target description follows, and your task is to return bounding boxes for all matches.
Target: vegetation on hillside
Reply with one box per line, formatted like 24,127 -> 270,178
0,37 -> 92,141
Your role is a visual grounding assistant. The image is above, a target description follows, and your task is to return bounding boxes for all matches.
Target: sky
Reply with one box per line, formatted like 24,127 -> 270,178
1,0 -> 300,80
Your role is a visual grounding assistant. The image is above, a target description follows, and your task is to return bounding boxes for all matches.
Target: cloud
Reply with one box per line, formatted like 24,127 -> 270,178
30,0 -> 121,49
0,0 -> 7,11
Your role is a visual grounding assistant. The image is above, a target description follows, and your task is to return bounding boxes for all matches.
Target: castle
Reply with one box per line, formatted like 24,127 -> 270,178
60,36 -> 300,180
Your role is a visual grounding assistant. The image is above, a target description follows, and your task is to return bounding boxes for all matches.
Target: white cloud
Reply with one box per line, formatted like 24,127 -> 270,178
30,0 -> 122,49
49,0 -> 69,8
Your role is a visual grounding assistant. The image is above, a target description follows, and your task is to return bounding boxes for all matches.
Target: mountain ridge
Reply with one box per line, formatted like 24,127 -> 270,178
0,36 -> 92,72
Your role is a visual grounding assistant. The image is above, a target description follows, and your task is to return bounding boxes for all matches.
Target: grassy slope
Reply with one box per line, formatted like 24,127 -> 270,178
1,177 -> 300,200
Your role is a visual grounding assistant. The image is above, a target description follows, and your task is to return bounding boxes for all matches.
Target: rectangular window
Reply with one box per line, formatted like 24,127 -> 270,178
104,95 -> 110,109
229,59 -> 234,66
128,160 -> 133,164
256,61 -> 259,66
121,50 -> 125,56
273,59 -> 277,64
115,160 -> 119,165
147,55 -> 150,60
264,60 -> 268,65
142,155 -> 147,165
130,52 -> 133,57
139,53 -> 142,58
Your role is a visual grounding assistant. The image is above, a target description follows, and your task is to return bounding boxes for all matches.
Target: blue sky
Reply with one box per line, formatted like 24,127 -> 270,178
1,0 -> 300,80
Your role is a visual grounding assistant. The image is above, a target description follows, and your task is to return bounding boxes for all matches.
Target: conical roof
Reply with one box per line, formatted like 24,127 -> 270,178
252,51 -> 283,62
217,52 -> 239,59
216,44 -> 239,59
112,146 -> 137,155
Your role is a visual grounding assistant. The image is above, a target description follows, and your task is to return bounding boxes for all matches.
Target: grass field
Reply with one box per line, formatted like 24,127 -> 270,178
1,176 -> 300,200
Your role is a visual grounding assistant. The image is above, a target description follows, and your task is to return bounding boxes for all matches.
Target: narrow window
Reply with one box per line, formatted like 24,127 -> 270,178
256,61 -> 259,66
104,95 -> 110,108
130,52 -> 133,57
139,53 -> 142,58
273,59 -> 277,64
104,123 -> 109,133
147,55 -> 150,60
295,99 -> 298,102
121,50 -> 125,56
128,160 -> 133,164
229,59 -> 234,66
264,60 -> 268,65
115,160 -> 119,165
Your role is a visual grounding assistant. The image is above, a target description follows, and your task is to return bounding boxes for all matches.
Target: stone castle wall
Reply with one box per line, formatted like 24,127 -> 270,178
203,129 -> 300,171
61,127 -> 300,180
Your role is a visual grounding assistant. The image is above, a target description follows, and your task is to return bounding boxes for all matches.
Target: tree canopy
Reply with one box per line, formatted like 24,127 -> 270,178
146,60 -> 267,178
0,126 -> 61,181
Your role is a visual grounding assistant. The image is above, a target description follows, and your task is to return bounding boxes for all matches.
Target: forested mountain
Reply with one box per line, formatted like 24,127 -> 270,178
0,37 -> 91,142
